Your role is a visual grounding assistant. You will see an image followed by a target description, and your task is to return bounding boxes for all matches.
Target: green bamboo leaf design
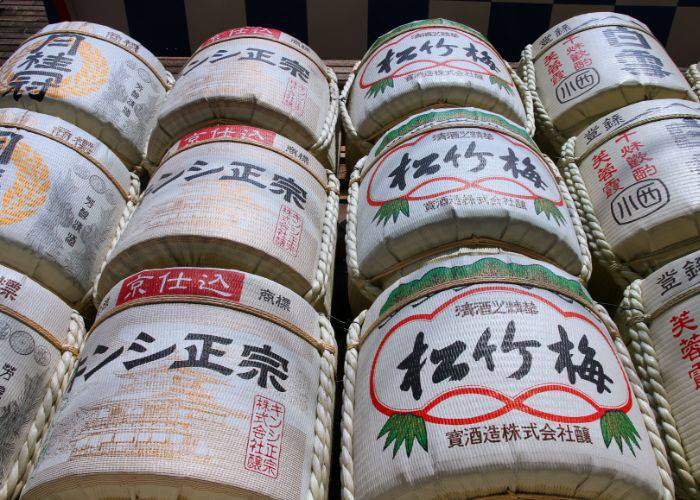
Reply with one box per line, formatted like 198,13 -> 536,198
372,199 -> 410,226
534,198 -> 565,226
367,77 -> 394,98
377,413 -> 428,458
489,75 -> 513,94
600,411 -> 641,456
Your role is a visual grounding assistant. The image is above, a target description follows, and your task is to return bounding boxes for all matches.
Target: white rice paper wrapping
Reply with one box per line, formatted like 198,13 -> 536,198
0,108 -> 136,309
525,13 -> 696,148
147,27 -> 338,172
347,107 -> 589,302
23,266 -> 336,500
0,264 -> 83,500
619,249 -> 700,496
561,99 -> 700,282
0,22 -> 171,167
342,250 -> 673,500
97,124 -> 338,311
343,19 -> 530,161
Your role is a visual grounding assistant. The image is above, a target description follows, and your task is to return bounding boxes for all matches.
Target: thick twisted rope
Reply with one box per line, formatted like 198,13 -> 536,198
340,311 -> 365,500
519,45 -> 567,150
340,61 -> 374,157
509,67 -> 535,137
308,314 -> 338,500
92,171 -> 141,305
345,162 -> 384,302
620,282 -> 698,498
0,312 -> 85,500
686,64 -> 700,101
541,153 -> 592,282
558,137 -> 641,288
310,65 -> 341,158
306,174 -> 341,310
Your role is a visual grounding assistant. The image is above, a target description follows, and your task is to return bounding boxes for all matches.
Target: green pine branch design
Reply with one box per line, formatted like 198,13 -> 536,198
378,413 -> 428,458
534,198 -> 565,226
372,199 -> 410,226
367,77 -> 394,98
601,410 -> 641,456
489,75 -> 513,94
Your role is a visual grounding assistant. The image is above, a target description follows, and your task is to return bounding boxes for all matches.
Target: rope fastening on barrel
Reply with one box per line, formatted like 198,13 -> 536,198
0,304 -> 78,355
90,294 -> 336,355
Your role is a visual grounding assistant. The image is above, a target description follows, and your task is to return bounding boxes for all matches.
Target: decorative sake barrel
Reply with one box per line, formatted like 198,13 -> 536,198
342,250 -> 673,499
342,18 -> 532,163
146,27 -> 338,172
97,124 -> 338,311
522,13 -> 696,150
0,22 -> 172,167
23,266 -> 336,500
346,107 -> 590,301
560,98 -> 700,286
620,249 -> 700,496
0,264 -> 84,500
0,107 -> 138,309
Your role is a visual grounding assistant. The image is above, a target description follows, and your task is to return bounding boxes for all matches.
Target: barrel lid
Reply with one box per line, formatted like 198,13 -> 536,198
0,107 -> 131,195
574,99 -> 700,159
531,12 -> 653,60
161,123 -> 328,187
363,251 -> 593,338
640,248 -> 700,322
0,263 -> 72,352
362,107 -> 537,177
96,267 -> 330,353
33,21 -> 172,89
192,26 -> 331,78
362,18 -> 491,65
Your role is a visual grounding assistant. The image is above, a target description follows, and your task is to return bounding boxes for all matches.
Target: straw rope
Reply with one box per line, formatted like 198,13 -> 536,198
308,314 -> 337,499
687,64 -> 700,101
0,311 -> 85,500
620,282 -> 699,498
558,137 -> 641,288
91,172 -> 140,305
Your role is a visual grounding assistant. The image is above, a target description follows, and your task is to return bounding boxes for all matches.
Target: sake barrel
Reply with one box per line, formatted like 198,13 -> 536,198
0,264 -> 84,500
619,249 -> 700,496
146,27 -> 338,173
0,22 -> 172,167
342,249 -> 673,499
23,266 -> 336,500
342,18 -> 532,163
560,98 -> 700,286
522,13 -> 696,150
0,107 -> 138,309
346,107 -> 590,302
97,124 -> 339,311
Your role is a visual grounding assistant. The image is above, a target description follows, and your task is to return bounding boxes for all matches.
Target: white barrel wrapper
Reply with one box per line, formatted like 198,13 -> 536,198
147,27 -> 338,172
343,251 -> 670,499
97,124 -> 338,311
528,13 -> 696,144
0,22 -> 171,167
620,249 -> 700,495
0,107 -> 135,308
344,19 -> 529,159
563,99 -> 700,279
0,264 -> 83,499
24,266 -> 337,500
348,107 -> 587,301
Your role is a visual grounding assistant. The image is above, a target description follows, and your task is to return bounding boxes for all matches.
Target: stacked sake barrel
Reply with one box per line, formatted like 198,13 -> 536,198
341,249 -> 674,499
618,250 -> 700,497
22,267 -> 336,500
22,26 -> 339,499
520,13 -> 697,153
342,18 -> 534,168
0,23 -> 168,498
